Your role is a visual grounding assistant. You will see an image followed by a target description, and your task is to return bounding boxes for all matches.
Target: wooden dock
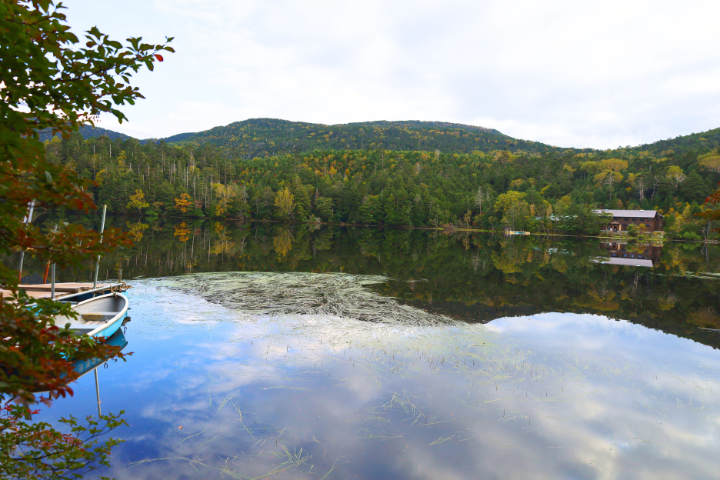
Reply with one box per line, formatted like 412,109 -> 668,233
1,282 -> 128,302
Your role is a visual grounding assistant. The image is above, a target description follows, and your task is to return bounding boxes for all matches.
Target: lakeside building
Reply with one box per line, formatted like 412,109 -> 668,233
593,209 -> 663,233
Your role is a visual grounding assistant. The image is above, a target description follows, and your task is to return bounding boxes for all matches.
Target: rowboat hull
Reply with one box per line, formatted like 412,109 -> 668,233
71,329 -> 129,378
91,313 -> 126,340
54,292 -> 129,341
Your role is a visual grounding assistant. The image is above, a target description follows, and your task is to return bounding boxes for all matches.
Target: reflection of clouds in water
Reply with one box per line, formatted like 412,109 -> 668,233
478,313 -> 720,480
107,278 -> 720,480
493,312 -> 720,403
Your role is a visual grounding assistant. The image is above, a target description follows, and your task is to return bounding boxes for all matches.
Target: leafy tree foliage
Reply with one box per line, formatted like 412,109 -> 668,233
0,405 -> 127,480
1,1 -> 171,477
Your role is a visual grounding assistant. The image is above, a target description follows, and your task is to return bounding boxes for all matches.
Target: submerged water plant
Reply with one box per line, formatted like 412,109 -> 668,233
153,272 -> 454,326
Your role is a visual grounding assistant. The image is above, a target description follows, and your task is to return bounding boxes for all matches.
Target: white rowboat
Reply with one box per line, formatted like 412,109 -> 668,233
54,292 -> 129,340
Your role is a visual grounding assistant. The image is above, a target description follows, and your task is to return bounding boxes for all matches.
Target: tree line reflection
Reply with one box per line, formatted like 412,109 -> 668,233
8,218 -> 720,348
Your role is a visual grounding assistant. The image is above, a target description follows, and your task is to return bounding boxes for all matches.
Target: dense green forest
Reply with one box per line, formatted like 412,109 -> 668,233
44,119 -> 720,239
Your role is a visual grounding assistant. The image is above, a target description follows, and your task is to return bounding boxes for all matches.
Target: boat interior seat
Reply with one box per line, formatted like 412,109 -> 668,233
79,312 -> 117,321
54,312 -> 117,328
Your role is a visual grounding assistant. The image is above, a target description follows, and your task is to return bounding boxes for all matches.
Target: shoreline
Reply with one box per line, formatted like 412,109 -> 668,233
109,213 -> 720,245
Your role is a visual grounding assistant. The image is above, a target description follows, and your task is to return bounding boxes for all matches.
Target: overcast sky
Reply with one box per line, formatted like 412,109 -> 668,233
63,0 -> 720,149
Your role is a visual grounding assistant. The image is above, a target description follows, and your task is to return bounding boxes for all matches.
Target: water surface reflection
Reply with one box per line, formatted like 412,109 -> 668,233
35,271 -> 720,479
12,222 -> 720,477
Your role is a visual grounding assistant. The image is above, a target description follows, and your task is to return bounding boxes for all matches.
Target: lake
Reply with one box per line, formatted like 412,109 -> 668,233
14,219 -> 720,479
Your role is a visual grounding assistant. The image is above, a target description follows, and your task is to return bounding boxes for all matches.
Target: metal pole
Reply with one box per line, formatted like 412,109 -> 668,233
50,263 -> 56,300
17,201 -> 35,283
50,225 -> 57,300
23,201 -> 35,224
94,369 -> 101,417
93,205 -> 107,289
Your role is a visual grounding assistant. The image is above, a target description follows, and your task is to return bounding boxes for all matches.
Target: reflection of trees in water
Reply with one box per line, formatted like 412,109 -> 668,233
9,221 -> 720,347
126,220 -> 148,242
688,308 -> 720,329
211,234 -> 234,256
596,280 -> 611,298
173,222 -> 190,242
574,289 -> 619,312
273,229 -> 294,258
657,293 -> 677,311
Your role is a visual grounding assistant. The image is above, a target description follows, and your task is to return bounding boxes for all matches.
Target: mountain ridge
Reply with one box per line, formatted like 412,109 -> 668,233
57,118 -> 720,158
155,117 -> 561,157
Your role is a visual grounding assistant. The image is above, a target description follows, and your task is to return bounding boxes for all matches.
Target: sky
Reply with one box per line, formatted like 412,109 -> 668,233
62,0 -> 720,149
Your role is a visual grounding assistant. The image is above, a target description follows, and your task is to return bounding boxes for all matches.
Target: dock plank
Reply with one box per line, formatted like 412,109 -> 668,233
19,283 -> 111,292
2,283 -> 125,301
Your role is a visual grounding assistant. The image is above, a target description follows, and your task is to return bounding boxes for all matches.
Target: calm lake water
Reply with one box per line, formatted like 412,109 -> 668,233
14,219 -> 720,479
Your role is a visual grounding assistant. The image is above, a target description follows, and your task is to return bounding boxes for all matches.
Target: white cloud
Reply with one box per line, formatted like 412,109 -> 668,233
64,0 -> 720,148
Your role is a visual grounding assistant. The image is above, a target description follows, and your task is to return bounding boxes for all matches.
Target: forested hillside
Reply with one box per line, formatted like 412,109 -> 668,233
159,118 -> 576,157
39,125 -> 134,142
629,127 -> 720,156
44,120 -> 720,239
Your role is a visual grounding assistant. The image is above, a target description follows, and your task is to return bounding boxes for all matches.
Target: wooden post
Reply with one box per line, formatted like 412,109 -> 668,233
93,205 -> 107,289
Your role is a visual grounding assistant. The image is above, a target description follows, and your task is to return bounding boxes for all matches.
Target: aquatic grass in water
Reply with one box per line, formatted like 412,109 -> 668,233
152,271 -> 454,325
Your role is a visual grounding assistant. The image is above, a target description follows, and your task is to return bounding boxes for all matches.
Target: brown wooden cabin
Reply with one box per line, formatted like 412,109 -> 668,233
593,209 -> 663,233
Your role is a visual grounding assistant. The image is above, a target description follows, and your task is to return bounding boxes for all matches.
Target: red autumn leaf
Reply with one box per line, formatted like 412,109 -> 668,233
155,54 -> 164,62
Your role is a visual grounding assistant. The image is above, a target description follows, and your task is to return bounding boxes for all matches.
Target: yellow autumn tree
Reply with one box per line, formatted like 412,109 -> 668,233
698,151 -> 720,173
212,183 -> 237,216
127,189 -> 149,214
594,170 -> 623,186
494,191 -> 530,229
174,193 -> 193,213
666,165 -> 686,188
274,187 -> 295,220
600,158 -> 628,171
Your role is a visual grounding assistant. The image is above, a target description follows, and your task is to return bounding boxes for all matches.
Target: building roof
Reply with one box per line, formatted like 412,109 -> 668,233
593,209 -> 659,218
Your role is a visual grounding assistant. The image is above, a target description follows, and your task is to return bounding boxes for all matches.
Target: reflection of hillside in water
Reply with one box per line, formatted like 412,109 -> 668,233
5,220 -> 720,347
374,238 -> 720,349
